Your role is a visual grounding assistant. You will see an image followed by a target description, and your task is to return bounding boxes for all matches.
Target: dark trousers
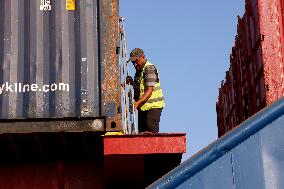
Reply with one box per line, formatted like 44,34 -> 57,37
138,108 -> 163,133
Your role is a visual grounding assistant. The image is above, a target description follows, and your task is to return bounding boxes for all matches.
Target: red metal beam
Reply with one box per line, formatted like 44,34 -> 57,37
103,133 -> 186,155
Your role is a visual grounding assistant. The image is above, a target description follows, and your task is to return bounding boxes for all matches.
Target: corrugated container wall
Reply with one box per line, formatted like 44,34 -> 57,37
259,0 -> 284,104
0,0 -> 121,131
217,0 -> 284,137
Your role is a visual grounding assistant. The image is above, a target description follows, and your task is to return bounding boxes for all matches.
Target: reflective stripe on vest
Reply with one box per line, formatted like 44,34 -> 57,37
139,61 -> 165,111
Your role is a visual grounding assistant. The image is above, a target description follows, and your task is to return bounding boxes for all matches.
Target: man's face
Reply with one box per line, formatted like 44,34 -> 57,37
132,56 -> 144,70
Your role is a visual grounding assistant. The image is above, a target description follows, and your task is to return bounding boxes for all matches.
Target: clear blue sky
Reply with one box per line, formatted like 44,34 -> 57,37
120,1 -> 245,161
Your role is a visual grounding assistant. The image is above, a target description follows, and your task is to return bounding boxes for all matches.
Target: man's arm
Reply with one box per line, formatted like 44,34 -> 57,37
134,86 -> 153,110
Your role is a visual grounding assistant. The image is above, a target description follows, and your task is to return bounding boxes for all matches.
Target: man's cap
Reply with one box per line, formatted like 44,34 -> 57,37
128,48 -> 144,62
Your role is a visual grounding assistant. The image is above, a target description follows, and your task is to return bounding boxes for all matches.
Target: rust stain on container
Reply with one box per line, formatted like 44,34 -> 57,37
217,0 -> 284,137
102,0 -> 120,103
258,0 -> 284,105
100,0 -> 121,130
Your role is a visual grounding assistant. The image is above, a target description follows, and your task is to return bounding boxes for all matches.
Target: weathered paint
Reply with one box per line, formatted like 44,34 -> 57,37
0,0 -> 121,131
100,0 -> 121,130
217,0 -> 284,136
258,0 -> 284,105
103,133 -> 186,155
149,96 -> 284,189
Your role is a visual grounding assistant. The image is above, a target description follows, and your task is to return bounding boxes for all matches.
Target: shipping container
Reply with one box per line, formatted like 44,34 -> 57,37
0,131 -> 186,189
0,0 -> 121,131
149,96 -> 284,189
0,1 -> 188,189
259,0 -> 284,104
216,0 -> 284,136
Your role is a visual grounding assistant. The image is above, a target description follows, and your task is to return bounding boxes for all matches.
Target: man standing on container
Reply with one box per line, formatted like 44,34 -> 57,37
127,48 -> 165,134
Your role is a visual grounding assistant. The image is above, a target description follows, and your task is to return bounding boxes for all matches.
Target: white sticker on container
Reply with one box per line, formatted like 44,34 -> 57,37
40,0 -> 51,11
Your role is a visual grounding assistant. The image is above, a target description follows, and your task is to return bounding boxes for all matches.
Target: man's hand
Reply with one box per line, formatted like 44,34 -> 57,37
134,87 -> 154,110
134,101 -> 140,111
126,76 -> 133,86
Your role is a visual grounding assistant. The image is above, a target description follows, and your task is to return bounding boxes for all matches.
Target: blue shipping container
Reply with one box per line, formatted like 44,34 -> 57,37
149,97 -> 284,189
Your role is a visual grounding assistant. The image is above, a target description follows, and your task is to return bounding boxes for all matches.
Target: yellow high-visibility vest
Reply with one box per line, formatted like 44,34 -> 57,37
139,61 -> 165,111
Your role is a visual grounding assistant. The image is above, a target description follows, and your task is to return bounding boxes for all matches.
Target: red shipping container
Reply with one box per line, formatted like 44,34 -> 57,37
258,0 -> 284,105
217,0 -> 284,137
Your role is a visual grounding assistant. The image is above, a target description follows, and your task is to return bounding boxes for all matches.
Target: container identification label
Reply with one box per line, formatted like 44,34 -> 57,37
0,83 -> 70,94
40,0 -> 51,11
66,0 -> 76,11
